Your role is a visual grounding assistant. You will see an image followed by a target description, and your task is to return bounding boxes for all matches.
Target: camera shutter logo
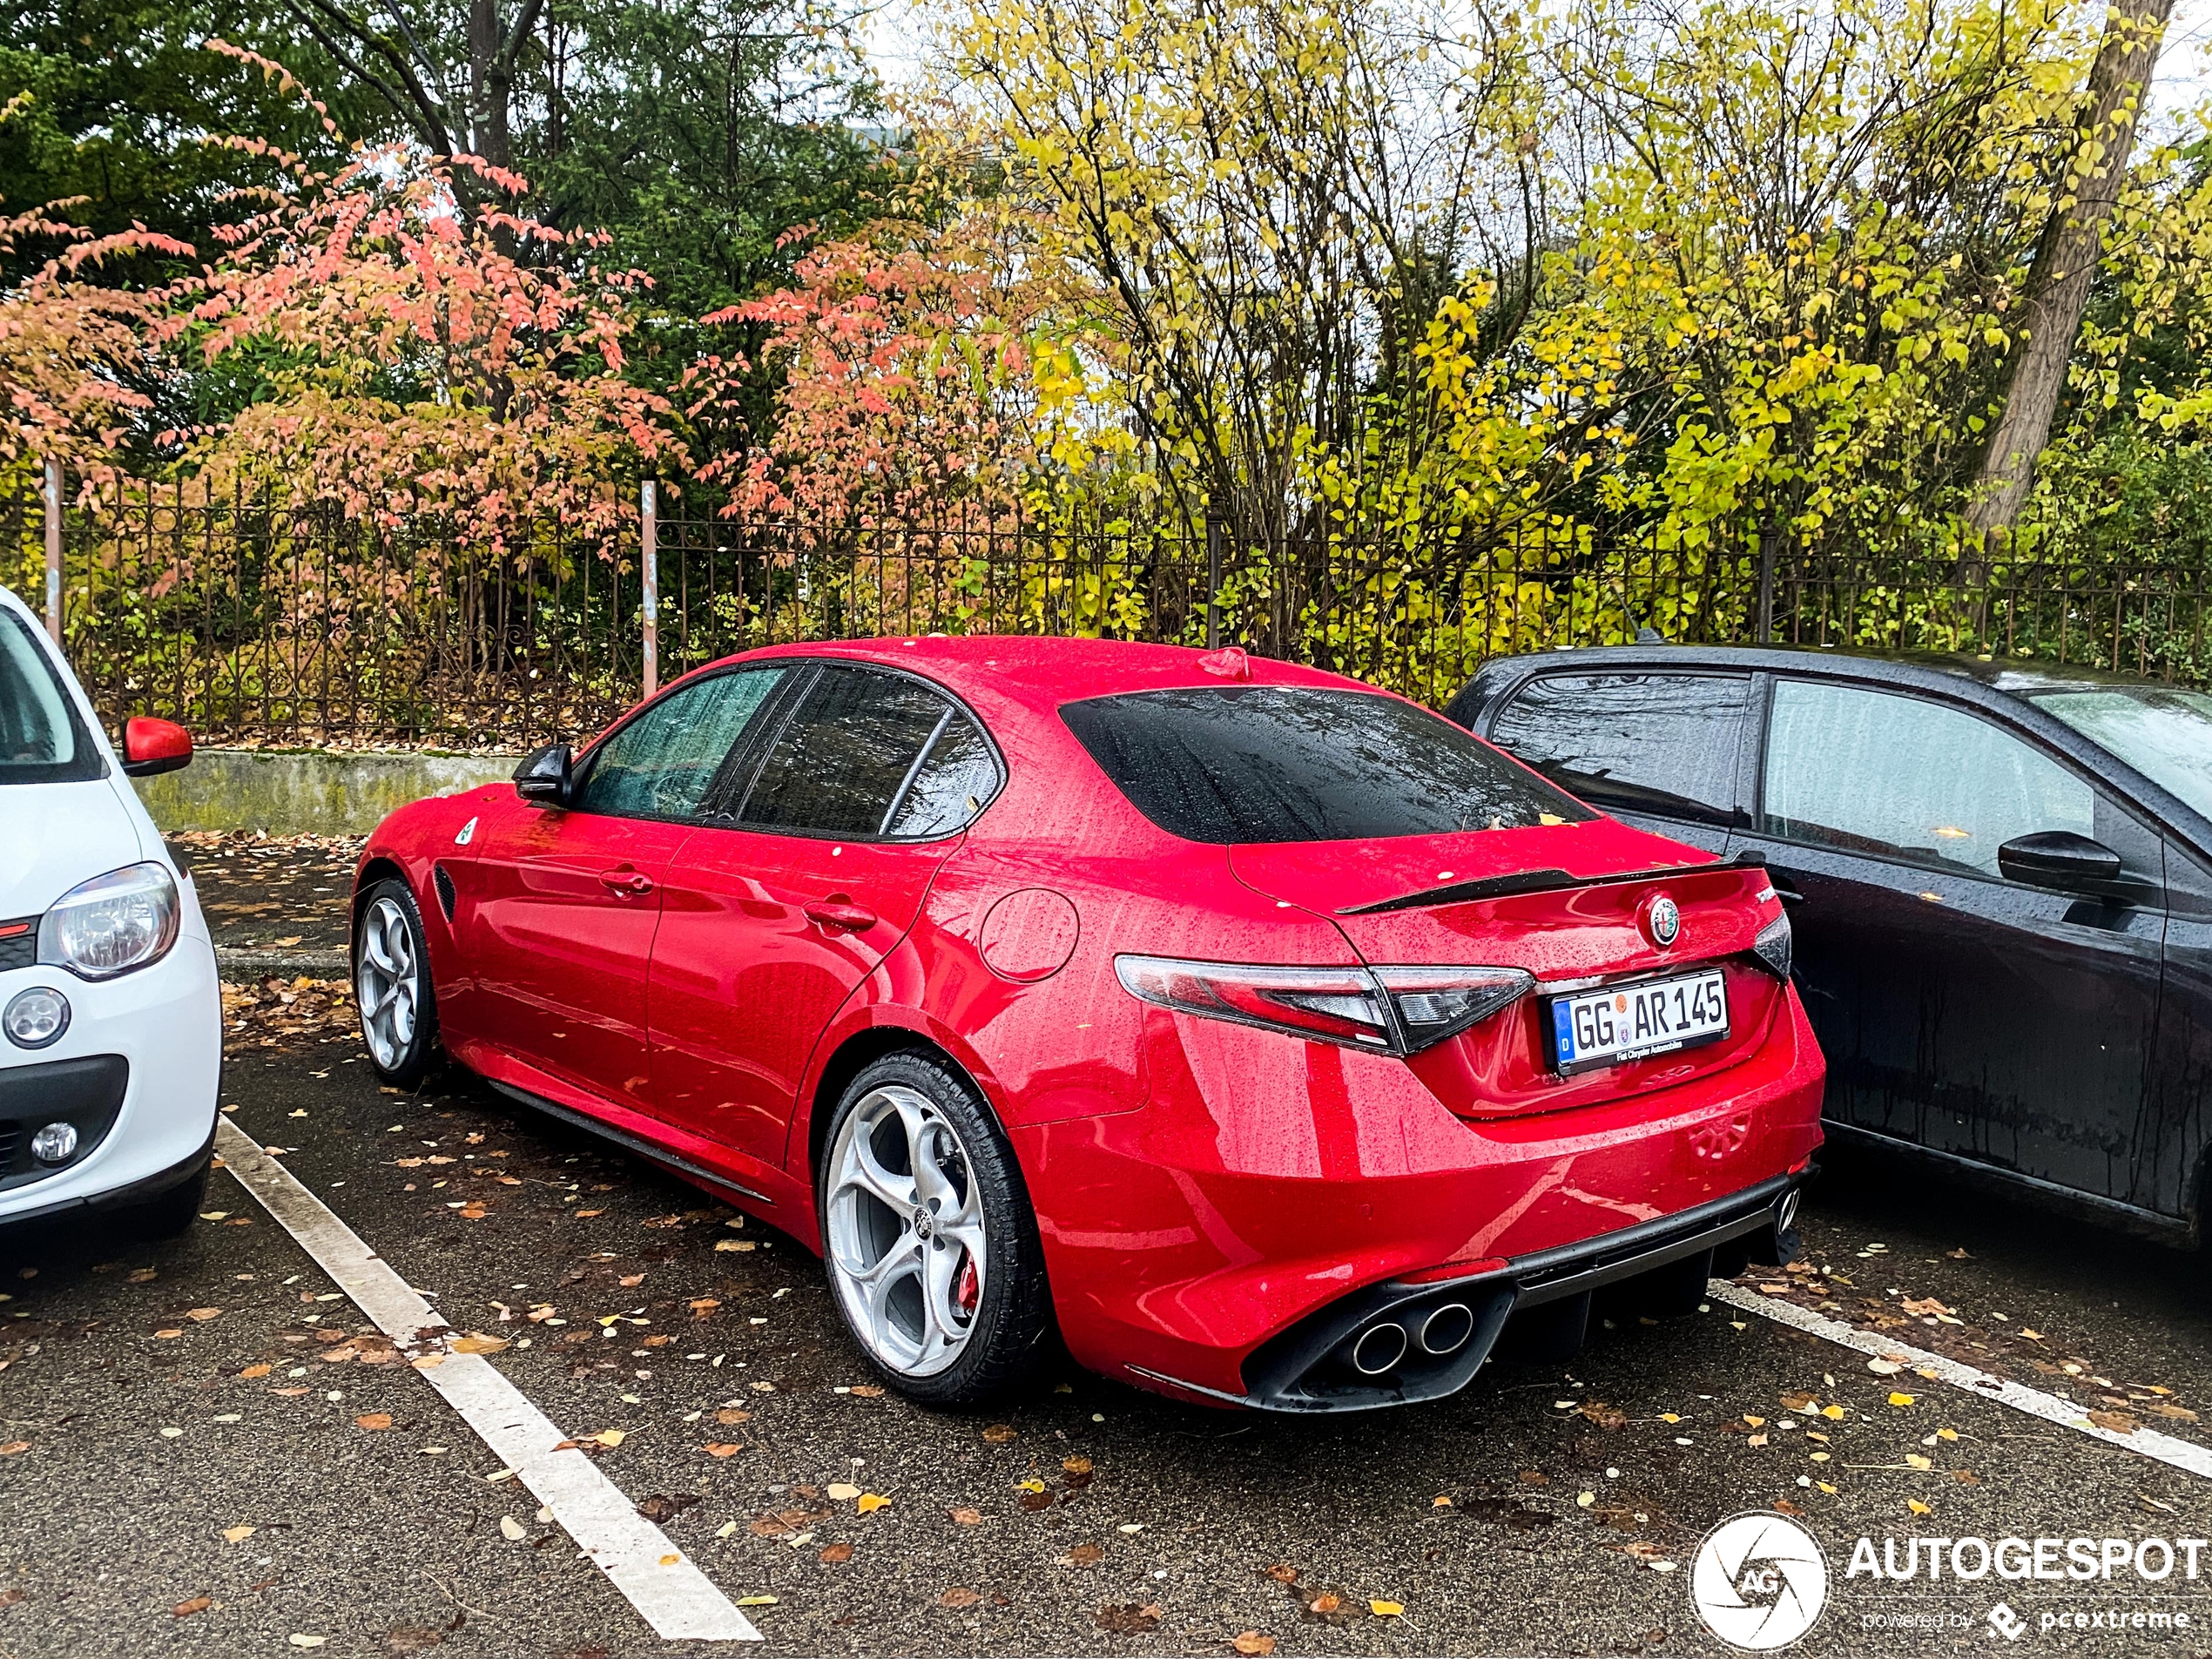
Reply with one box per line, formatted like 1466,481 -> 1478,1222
1690,1512 -> 1829,1650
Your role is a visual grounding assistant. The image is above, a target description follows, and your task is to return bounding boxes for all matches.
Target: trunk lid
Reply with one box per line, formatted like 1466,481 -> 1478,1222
1229,822 -> 1787,1119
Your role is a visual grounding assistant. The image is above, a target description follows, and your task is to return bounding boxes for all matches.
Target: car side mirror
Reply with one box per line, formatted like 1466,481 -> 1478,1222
514,744 -> 573,807
121,717 -> 193,779
1998,830 -> 2122,893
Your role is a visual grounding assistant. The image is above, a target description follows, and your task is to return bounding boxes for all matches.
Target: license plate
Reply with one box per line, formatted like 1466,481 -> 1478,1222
1547,969 -> 1730,1076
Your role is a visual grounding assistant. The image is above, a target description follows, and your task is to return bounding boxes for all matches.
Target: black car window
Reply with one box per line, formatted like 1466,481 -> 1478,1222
886,711 -> 1000,838
1762,678 -> 2094,877
738,666 -> 961,837
573,666 -> 786,821
0,610 -> 104,785
1060,685 -> 1592,845
1488,672 -> 1748,823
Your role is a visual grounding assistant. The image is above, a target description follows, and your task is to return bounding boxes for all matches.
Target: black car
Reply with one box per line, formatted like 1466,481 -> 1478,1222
1449,644 -> 2212,1244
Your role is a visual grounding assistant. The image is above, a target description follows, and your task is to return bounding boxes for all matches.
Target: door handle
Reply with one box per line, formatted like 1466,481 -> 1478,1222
804,900 -> 877,932
598,866 -> 655,896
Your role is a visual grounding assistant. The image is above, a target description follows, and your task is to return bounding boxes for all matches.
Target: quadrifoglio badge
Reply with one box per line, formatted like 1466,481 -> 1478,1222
1689,1513 -> 2212,1649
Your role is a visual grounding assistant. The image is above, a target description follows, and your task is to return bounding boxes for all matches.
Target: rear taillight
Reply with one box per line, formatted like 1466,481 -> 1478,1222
1114,955 -> 1533,1055
1750,912 -> 1792,981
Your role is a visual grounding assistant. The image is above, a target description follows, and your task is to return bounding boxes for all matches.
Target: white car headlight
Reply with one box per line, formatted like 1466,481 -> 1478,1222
38,862 -> 181,980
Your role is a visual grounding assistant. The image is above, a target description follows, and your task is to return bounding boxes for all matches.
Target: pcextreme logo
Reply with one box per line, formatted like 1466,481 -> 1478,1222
1691,1511 -> 1831,1650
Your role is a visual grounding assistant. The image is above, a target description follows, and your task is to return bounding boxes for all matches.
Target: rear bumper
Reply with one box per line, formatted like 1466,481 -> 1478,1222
1020,980 -> 1824,1407
1129,1171 -> 1804,1411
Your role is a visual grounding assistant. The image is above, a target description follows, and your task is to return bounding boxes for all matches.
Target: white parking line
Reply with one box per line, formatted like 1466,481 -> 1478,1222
1708,1278 -> 2212,1482
214,1119 -> 761,1642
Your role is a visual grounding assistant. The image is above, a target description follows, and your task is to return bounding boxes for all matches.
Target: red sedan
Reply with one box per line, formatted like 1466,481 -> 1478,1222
352,637 -> 1824,1411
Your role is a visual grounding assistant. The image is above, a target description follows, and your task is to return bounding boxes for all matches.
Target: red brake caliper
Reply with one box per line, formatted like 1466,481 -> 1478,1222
955,1255 -> 980,1313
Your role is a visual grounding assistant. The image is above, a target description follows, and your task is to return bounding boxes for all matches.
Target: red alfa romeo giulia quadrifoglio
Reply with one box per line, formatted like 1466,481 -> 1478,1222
352,637 -> 1823,1412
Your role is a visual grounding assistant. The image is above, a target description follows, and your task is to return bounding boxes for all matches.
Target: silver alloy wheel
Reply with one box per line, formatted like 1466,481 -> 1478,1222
355,894 -> 420,1071
825,1084 -> 987,1378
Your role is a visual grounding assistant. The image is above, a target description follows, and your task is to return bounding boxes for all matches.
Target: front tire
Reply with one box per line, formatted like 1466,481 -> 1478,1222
818,1050 -> 1054,1407
354,879 -> 440,1089
128,1159 -> 210,1239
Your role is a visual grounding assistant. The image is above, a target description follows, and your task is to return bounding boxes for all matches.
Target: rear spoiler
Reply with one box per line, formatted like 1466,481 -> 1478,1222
1338,850 -> 1768,916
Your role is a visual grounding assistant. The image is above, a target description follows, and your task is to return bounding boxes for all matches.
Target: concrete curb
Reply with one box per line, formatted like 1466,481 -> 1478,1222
218,947 -> 349,980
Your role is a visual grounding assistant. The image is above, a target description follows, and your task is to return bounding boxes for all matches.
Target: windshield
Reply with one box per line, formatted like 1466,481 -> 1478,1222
2032,687 -> 2212,821
1061,685 -> 1594,844
0,611 -> 101,786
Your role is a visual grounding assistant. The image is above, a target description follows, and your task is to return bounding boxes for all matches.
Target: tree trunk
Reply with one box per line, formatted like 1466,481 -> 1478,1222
1967,0 -> 2175,545
468,0 -> 511,170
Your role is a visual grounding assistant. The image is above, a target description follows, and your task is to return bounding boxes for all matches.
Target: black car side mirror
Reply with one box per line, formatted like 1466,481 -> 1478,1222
1998,830 -> 2122,893
514,744 -> 573,807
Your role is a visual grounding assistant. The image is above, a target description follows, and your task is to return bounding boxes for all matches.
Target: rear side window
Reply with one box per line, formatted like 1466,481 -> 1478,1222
740,665 -> 993,838
887,713 -> 999,838
1061,685 -> 1591,844
576,666 -> 786,820
1489,672 -> 1748,823
0,611 -> 102,785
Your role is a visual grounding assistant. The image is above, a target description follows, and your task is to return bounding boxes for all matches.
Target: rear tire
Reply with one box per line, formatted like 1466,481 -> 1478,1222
354,879 -> 440,1089
817,1050 -> 1055,1407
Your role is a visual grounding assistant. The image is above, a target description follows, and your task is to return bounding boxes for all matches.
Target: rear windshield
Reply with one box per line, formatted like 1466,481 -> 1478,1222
0,611 -> 102,786
1061,685 -> 1593,844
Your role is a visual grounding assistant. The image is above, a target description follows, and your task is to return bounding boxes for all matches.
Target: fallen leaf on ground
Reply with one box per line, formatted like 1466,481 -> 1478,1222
1370,1600 -> 1405,1616
240,1364 -> 273,1379
937,1588 -> 982,1608
499,1516 -> 527,1541
288,1635 -> 327,1649
1066,1543 -> 1106,1565
1907,1500 -> 1932,1516
1263,1563 -> 1298,1583
0,1442 -> 28,1456
1887,1393 -> 1916,1408
154,1328 -> 185,1339
714,1408 -> 752,1426
819,1542 -> 853,1563
982,1424 -> 1018,1443
637,1494 -> 699,1523
2145,1401 -> 2200,1422
857,1494 -> 892,1514
449,1334 -> 509,1355
848,1384 -> 884,1397
949,1507 -> 984,1525
705,1444 -> 743,1459
1096,1603 -> 1163,1634
172,1596 -> 212,1618
826,1482 -> 861,1501
2088,1409 -> 2139,1434
222,1525 -> 256,1543
354,1413 -> 393,1431
1232,1635 -> 1276,1656
734,1595 -> 779,1607
185,1307 -> 222,1321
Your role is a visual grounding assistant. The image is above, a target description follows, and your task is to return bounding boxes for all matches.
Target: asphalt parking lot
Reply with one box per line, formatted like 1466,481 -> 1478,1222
4,865 -> 2212,1656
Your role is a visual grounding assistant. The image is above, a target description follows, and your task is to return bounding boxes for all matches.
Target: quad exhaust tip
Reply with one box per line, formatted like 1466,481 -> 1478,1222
1419,1302 -> 1475,1356
1350,1321 -> 1409,1375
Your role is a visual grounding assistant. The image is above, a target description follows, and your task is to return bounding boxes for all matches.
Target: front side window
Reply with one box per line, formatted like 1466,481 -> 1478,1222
0,611 -> 100,785
738,666 -> 987,838
1060,685 -> 1592,845
2030,687 -> 2212,822
1762,679 -> 2093,877
575,666 -> 786,820
1490,672 -> 1748,822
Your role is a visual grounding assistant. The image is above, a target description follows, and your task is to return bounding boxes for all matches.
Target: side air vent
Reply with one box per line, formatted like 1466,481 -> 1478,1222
432,864 -> 457,922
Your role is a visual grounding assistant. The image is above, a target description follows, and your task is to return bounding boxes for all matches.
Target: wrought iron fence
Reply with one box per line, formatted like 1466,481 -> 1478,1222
8,479 -> 2212,747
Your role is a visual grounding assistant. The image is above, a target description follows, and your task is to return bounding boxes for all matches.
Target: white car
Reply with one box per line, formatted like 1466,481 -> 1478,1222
0,586 -> 221,1234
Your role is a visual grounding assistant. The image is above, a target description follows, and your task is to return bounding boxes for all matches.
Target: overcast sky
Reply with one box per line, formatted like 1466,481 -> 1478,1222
866,0 -> 2212,123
